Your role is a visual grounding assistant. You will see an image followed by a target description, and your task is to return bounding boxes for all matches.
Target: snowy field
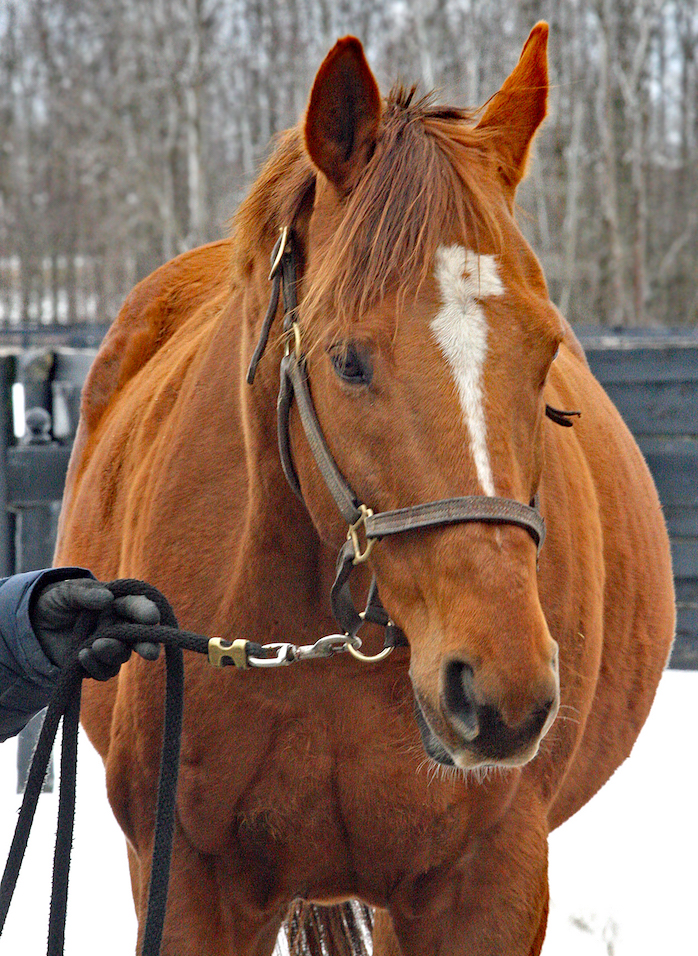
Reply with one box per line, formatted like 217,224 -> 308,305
1,669 -> 696,955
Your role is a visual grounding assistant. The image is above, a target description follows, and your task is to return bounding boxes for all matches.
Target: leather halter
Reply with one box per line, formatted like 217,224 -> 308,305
247,228 -> 546,644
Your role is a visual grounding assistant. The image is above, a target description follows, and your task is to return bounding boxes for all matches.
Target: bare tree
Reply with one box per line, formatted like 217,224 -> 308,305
1,0 -> 696,331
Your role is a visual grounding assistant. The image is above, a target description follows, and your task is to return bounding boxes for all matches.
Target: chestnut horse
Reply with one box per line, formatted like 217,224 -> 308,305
55,23 -> 674,956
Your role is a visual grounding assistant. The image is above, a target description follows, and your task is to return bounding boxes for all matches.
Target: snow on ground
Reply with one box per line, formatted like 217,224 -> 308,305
1,670 -> 696,955
543,669 -> 698,956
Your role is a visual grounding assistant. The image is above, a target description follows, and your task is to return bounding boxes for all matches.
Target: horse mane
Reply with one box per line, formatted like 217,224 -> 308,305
232,85 -> 502,333
231,127 -> 316,279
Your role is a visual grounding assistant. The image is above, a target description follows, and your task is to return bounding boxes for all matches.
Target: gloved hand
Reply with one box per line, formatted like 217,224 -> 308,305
31,578 -> 161,680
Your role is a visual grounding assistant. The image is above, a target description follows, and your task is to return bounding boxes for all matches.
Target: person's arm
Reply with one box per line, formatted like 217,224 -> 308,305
0,570 -> 162,742
29,576 -> 160,677
0,569 -> 91,742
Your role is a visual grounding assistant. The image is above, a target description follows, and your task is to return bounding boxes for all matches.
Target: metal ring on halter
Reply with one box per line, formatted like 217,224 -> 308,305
346,609 -> 397,663
347,642 -> 394,663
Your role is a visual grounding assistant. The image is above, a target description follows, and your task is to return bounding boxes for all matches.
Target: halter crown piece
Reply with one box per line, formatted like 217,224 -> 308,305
247,227 -> 547,655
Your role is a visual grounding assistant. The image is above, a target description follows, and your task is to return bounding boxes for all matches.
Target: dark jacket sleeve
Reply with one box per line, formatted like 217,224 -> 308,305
0,568 -> 94,742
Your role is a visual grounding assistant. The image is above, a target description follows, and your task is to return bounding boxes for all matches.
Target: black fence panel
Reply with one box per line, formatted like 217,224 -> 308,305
0,354 -> 15,578
583,332 -> 698,669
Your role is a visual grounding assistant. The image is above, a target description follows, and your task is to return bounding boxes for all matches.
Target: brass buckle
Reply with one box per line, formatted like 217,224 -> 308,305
348,504 -> 376,565
284,321 -> 302,359
268,226 -> 289,281
208,637 -> 249,669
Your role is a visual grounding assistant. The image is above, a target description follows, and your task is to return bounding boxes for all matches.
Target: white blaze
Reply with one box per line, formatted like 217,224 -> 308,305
431,245 -> 504,497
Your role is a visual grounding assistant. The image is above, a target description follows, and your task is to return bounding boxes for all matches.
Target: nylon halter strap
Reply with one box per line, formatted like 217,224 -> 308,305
247,227 -> 546,643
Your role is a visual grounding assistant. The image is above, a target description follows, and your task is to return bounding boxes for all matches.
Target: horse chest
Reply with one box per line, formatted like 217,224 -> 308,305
175,690 -> 516,907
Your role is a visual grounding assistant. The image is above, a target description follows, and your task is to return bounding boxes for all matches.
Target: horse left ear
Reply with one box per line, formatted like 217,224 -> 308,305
476,22 -> 549,202
305,37 -> 382,195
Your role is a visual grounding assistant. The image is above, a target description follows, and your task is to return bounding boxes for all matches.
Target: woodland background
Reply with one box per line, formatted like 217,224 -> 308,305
1,0 -> 697,334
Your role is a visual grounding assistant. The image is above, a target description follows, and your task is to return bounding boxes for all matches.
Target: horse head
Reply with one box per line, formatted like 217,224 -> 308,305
257,26 -> 563,772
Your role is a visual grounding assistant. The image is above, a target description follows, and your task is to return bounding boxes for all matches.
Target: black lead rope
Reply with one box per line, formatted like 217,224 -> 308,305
0,648 -> 85,954
0,573 -> 395,954
48,667 -> 82,955
0,580 -> 210,956
140,640 -> 183,956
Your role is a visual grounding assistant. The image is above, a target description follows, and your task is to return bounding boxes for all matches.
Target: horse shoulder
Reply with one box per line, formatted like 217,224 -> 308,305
80,239 -> 232,436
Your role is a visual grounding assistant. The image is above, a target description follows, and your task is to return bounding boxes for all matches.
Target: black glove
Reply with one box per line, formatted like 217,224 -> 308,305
31,578 -> 161,680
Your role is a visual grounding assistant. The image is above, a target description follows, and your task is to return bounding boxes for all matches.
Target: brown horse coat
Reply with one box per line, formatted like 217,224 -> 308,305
55,23 -> 674,956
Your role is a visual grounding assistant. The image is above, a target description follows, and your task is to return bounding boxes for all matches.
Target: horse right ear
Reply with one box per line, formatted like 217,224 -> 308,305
476,22 -> 549,204
305,37 -> 382,195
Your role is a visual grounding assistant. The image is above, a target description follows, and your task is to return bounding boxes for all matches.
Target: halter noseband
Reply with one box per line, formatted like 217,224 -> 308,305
248,227 -> 546,648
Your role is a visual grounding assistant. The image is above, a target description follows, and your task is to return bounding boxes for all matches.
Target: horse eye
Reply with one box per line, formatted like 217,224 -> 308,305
329,343 -> 372,386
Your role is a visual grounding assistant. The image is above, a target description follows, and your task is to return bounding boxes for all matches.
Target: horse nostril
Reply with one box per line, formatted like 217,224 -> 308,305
443,660 -> 480,742
551,642 -> 560,671
530,697 -> 556,737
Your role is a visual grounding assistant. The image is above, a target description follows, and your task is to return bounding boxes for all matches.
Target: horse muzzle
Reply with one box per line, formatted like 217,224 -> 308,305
412,649 -> 560,771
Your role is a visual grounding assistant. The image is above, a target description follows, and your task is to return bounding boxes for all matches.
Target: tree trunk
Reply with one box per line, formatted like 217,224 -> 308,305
559,98 -> 584,318
596,2 -> 627,326
184,0 -> 205,248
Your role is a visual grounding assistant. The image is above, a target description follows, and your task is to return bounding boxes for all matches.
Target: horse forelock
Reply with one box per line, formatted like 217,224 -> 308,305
232,86 -> 505,337
231,127 -> 316,281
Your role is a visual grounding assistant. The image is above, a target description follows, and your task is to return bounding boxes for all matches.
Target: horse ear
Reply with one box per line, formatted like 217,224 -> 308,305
476,22 -> 549,201
305,36 -> 382,195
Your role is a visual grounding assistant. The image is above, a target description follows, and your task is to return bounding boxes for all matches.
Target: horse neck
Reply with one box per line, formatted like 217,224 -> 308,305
228,273 -> 336,640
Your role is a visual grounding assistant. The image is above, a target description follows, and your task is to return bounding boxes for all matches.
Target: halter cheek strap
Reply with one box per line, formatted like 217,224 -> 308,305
280,351 -> 363,526
249,228 -> 547,644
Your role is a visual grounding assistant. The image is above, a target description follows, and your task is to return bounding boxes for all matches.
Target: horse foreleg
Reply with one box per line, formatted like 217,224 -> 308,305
528,887 -> 549,956
375,891 -> 549,956
384,792 -> 550,956
126,842 -> 141,907
130,830 -> 284,956
372,907 -> 404,956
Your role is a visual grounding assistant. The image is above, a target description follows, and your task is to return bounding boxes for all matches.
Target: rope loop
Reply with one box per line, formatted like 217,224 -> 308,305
0,579 -> 188,956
